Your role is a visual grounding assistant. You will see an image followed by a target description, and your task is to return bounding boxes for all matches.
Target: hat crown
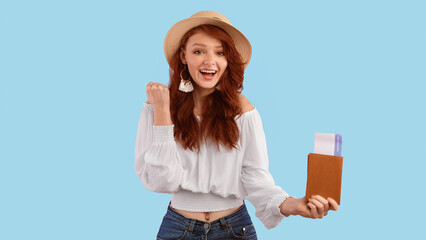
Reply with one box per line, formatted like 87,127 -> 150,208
190,11 -> 232,25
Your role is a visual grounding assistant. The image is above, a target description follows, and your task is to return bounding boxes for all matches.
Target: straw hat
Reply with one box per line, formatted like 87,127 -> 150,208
164,11 -> 252,69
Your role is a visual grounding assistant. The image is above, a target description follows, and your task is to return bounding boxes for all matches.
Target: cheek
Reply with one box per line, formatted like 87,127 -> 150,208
188,67 -> 198,78
219,60 -> 228,72
186,60 -> 199,76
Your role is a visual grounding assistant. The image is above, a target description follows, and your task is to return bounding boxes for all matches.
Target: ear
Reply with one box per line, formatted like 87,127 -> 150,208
180,48 -> 187,65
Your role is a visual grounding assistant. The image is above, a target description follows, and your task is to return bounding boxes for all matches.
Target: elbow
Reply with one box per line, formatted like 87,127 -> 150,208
142,178 -> 180,194
139,166 -> 182,193
134,144 -> 182,193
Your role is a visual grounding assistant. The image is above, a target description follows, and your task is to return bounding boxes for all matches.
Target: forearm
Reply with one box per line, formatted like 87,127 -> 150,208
154,105 -> 172,126
135,106 -> 182,193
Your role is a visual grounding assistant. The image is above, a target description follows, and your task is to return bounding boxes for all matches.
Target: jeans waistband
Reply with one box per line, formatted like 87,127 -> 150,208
165,203 -> 248,233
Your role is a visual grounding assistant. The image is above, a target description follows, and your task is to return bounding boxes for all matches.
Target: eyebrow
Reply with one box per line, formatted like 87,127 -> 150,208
192,43 -> 223,48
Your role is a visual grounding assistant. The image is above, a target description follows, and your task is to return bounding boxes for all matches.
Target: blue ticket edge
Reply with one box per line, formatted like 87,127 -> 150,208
334,134 -> 342,156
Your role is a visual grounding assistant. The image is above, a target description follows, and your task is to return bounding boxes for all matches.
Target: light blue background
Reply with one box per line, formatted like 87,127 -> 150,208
1,0 -> 425,239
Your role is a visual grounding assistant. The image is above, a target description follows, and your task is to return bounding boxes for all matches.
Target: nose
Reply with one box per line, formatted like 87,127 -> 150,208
203,52 -> 216,66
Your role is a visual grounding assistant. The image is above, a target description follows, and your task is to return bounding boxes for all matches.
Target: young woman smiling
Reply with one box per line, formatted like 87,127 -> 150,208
135,11 -> 338,240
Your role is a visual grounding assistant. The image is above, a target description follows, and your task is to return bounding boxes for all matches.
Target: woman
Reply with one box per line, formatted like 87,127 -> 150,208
135,11 -> 338,239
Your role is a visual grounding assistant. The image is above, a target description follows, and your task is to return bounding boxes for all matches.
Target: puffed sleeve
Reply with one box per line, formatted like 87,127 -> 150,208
134,103 -> 183,193
240,109 -> 290,229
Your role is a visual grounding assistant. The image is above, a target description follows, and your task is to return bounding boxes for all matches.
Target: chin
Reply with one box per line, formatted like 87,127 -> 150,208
195,85 -> 217,92
194,80 -> 219,91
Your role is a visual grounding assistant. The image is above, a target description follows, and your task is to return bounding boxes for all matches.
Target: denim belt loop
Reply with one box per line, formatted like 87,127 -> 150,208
219,217 -> 228,231
188,219 -> 196,233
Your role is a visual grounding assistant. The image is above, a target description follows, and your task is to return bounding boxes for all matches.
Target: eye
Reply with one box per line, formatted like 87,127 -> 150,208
194,50 -> 203,54
217,51 -> 225,56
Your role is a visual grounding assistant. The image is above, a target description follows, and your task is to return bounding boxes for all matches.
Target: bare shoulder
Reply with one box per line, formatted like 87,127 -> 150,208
239,94 -> 255,114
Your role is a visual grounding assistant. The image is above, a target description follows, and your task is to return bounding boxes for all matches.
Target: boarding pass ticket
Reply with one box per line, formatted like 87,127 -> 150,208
314,133 -> 342,156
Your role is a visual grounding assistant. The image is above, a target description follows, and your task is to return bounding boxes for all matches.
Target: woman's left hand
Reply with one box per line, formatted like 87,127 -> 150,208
306,195 -> 339,218
280,195 -> 339,219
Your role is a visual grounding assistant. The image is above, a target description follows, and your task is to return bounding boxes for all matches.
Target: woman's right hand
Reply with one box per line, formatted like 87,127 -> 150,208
146,82 -> 170,108
146,82 -> 173,126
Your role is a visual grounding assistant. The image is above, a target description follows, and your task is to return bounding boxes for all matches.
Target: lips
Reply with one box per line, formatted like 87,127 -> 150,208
199,69 -> 217,80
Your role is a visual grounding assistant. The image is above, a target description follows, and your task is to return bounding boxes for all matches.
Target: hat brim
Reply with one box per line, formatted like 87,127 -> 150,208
164,17 -> 252,69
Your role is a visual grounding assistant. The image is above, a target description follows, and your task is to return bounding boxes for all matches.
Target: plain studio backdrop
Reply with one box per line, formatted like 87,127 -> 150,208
1,0 -> 425,239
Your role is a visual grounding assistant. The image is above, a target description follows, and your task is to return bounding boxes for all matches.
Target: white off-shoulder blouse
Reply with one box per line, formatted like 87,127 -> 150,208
135,103 -> 290,229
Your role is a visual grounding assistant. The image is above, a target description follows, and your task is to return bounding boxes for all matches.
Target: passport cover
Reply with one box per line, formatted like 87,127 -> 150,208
305,153 -> 343,205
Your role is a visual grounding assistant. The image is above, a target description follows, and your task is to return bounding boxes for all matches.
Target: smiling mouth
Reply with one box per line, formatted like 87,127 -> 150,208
199,69 -> 217,78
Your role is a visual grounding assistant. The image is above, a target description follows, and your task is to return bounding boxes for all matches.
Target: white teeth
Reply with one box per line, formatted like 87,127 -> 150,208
200,70 -> 216,74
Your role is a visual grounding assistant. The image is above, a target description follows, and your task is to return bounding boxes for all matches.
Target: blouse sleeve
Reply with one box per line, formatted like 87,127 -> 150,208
134,103 -> 183,193
240,110 -> 290,229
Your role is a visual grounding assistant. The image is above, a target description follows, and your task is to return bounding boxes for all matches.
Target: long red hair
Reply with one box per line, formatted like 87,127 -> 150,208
168,25 -> 246,151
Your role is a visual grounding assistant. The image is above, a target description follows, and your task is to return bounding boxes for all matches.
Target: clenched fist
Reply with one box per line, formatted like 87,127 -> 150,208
146,82 -> 170,108
145,82 -> 172,126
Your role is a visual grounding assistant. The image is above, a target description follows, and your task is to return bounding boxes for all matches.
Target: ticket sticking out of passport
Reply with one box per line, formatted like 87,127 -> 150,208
314,133 -> 342,156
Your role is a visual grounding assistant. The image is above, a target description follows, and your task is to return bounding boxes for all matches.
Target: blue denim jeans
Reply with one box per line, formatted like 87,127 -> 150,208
157,203 -> 258,240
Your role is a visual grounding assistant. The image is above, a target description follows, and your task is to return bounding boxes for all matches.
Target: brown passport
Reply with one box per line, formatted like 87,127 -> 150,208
305,153 -> 343,205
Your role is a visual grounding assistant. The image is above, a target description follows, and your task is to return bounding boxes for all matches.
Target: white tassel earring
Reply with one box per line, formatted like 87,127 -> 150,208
179,66 -> 194,93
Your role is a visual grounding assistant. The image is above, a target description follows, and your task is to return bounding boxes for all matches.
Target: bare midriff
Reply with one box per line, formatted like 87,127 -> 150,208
172,205 -> 243,223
